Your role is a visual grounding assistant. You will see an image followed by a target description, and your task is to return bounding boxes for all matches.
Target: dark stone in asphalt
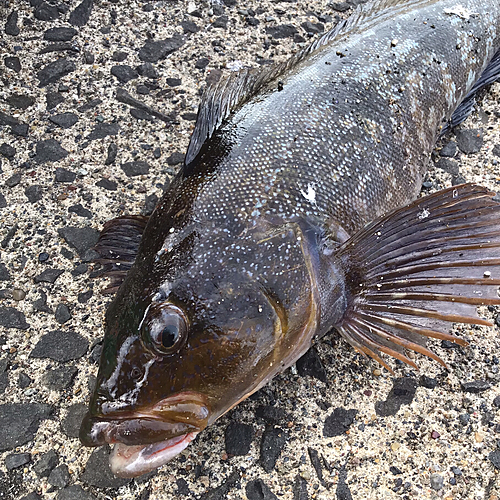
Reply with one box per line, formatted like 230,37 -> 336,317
25,185 -> 43,203
461,380 -> 491,393
37,58 -> 76,87
166,77 -> 182,87
30,330 -> 88,362
5,56 -> 21,72
33,449 -> 58,477
121,161 -> 150,177
55,167 -> 76,183
0,263 -> 11,281
260,427 -> 288,472
0,403 -> 53,451
44,27 -> 77,41
61,403 -> 87,438
34,1 -> 60,21
68,204 -> 92,218
80,446 -> 131,488
137,62 -> 158,79
199,471 -> 240,500
455,128 -> 483,154
420,375 -> 438,389
96,178 -> 117,191
265,24 -> 298,39
0,143 -> 16,159
58,226 -> 100,257
138,35 -> 185,63
195,57 -> 209,69
49,113 -> 78,128
293,475 -> 308,500
69,0 -> 94,26
11,123 -> 29,137
111,65 -> 138,83
0,307 -> 29,330
5,452 -> 31,470
166,152 -> 185,165
34,139 -> 69,163
131,108 -> 155,121
440,140 -> 457,157
55,303 -> 71,323
5,11 -> 20,36
296,346 -> 327,383
46,92 -> 65,110
104,143 -> 118,165
375,377 -> 418,417
77,98 -> 101,112
42,366 -> 78,391
7,94 -> 34,109
48,464 -> 70,488
225,422 -> 254,456
435,158 -> 459,175
34,268 -> 64,283
255,406 -> 290,425
323,407 -> 357,437
489,450 -> 500,469
18,372 -> 32,388
181,20 -> 200,33
86,123 -> 119,141
246,479 -> 278,500
57,485 -> 97,500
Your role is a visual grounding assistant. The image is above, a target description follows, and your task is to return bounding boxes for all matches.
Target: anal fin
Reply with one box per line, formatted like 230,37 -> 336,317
93,215 -> 149,294
335,184 -> 500,371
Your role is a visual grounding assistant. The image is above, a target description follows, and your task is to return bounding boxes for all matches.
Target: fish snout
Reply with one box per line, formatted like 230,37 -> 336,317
79,392 -> 211,448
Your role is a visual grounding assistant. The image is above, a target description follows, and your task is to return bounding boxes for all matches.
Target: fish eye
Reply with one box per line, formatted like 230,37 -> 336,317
142,304 -> 188,355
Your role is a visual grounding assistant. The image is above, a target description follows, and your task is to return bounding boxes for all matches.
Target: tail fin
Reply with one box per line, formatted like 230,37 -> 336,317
335,184 -> 500,371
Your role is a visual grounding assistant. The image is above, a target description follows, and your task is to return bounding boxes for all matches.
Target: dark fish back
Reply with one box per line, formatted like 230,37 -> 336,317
184,0 -> 500,235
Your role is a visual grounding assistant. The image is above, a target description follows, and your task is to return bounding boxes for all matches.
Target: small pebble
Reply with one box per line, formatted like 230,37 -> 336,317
430,473 -> 444,491
12,289 -> 26,301
38,252 -> 49,262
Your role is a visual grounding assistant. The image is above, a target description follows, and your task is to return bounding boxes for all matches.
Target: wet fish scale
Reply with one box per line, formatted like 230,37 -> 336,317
80,0 -> 500,478
190,0 -> 499,235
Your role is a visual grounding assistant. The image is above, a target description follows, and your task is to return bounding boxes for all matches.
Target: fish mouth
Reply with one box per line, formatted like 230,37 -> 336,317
109,432 -> 199,477
80,392 -> 210,477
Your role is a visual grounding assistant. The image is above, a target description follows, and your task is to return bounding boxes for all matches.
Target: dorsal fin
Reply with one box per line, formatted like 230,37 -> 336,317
184,0 -> 433,165
92,215 -> 149,294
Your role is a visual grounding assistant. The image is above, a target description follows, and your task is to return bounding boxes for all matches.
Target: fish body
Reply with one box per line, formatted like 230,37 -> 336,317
81,0 -> 500,477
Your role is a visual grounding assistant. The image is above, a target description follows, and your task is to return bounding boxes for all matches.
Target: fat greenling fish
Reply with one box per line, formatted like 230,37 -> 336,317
80,0 -> 500,477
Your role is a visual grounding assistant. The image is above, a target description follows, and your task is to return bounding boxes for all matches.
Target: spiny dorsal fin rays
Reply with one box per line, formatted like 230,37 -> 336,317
92,215 -> 149,294
184,0 -> 436,166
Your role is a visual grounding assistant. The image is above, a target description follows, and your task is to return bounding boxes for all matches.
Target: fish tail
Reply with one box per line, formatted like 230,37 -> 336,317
335,184 -> 500,371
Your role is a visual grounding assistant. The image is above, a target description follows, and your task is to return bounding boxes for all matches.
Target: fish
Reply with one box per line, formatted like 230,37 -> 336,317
80,0 -> 500,478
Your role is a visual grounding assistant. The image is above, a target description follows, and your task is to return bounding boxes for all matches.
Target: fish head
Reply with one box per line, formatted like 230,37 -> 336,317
80,218 -> 320,477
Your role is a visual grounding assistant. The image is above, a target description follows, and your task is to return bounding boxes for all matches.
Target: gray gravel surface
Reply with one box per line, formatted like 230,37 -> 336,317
1,0 -> 500,499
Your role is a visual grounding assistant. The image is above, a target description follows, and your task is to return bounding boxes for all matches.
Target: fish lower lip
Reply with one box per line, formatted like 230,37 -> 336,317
80,392 -> 210,447
110,432 -> 199,477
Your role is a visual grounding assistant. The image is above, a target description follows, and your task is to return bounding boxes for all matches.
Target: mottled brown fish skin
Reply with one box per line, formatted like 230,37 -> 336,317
81,0 -> 500,477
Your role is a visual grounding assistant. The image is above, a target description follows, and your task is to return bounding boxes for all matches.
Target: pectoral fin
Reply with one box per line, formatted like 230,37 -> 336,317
334,184 -> 500,371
